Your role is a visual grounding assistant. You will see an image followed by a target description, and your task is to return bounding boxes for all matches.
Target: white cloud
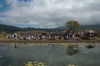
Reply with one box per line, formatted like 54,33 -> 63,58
0,0 -> 100,28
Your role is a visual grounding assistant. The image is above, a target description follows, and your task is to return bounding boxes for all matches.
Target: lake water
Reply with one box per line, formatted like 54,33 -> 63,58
0,43 -> 100,66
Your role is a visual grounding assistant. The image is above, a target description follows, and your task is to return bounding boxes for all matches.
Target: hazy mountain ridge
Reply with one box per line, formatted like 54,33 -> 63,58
0,24 -> 20,33
55,25 -> 100,30
0,24 -> 100,33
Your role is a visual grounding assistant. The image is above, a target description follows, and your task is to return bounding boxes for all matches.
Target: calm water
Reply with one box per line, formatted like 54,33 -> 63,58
0,43 -> 100,66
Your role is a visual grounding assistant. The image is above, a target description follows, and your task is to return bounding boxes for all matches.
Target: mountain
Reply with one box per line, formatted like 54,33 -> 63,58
0,24 -> 100,33
79,25 -> 100,30
0,24 -> 54,32
0,24 -> 20,33
55,25 -> 100,31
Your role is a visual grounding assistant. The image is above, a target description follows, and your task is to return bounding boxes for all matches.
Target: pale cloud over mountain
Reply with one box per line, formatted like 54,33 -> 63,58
0,0 -> 100,28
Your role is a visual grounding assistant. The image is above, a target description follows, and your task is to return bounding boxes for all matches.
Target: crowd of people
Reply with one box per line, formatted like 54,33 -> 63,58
7,30 -> 96,40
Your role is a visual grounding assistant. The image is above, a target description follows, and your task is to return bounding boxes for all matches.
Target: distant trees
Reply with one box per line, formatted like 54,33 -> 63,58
66,20 -> 80,31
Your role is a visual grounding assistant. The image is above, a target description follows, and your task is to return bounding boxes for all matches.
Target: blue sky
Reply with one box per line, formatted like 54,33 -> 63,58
0,0 -> 8,12
0,0 -> 100,28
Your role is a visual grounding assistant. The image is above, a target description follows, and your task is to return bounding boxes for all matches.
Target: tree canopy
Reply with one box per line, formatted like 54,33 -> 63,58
66,20 -> 80,31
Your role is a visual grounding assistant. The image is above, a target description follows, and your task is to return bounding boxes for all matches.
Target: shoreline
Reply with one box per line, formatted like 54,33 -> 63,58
0,36 -> 100,43
0,39 -> 100,43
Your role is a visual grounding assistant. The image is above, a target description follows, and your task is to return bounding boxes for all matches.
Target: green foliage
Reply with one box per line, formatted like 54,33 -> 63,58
25,61 -> 46,66
66,20 -> 80,31
25,61 -> 33,66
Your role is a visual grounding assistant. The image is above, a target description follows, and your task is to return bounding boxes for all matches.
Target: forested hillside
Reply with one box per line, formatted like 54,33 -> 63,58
0,24 -> 20,33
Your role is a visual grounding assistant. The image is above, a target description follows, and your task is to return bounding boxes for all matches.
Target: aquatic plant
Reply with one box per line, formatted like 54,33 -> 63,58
25,61 -> 33,66
25,61 -> 46,66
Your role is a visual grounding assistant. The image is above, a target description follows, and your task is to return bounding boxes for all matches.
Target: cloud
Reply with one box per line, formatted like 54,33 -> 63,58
0,3 -> 3,8
0,0 -> 100,28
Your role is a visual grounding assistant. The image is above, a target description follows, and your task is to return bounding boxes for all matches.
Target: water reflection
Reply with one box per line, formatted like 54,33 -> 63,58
14,44 -> 17,49
66,44 -> 80,56
85,44 -> 95,49
0,43 -> 100,66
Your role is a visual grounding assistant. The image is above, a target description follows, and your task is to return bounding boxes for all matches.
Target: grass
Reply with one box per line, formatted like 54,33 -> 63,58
0,35 -> 100,43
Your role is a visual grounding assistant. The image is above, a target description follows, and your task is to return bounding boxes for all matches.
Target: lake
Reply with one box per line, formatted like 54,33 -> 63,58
0,43 -> 100,66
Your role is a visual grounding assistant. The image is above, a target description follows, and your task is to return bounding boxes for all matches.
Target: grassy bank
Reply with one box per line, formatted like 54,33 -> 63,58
0,36 -> 100,43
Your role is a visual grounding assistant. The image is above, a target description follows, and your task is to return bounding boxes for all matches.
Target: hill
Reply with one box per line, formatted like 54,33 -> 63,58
0,24 -> 100,33
0,24 -> 54,33
0,24 -> 20,33
79,25 -> 100,30
55,25 -> 100,31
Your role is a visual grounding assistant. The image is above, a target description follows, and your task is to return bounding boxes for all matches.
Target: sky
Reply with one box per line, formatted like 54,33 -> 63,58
0,0 -> 100,28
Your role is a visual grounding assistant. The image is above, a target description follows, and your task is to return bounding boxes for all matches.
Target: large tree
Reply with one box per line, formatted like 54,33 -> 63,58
66,20 -> 80,31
